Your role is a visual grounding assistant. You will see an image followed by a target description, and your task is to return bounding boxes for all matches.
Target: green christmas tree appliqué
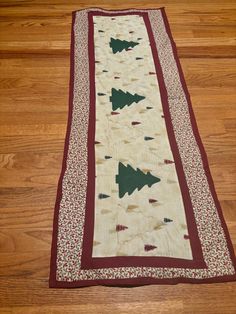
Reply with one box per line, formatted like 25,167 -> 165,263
110,88 -> 145,111
109,38 -> 139,54
116,162 -> 161,198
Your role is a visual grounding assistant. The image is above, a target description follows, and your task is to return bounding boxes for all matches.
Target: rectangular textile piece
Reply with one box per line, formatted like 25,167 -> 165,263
50,7 -> 236,287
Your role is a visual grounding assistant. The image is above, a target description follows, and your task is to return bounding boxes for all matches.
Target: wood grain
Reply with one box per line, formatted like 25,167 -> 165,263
0,1 -> 236,313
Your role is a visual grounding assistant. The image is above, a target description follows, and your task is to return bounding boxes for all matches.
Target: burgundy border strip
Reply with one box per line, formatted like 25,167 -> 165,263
49,12 -> 76,287
52,273 -> 236,288
50,8 -> 236,288
80,10 -> 206,270
82,10 -> 97,262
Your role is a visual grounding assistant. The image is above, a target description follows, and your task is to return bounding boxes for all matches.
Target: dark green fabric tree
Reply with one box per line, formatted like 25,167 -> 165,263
109,38 -> 139,54
116,162 -> 161,198
110,88 -> 145,111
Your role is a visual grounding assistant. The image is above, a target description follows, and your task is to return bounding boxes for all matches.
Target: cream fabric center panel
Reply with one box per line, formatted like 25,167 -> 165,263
92,14 -> 192,259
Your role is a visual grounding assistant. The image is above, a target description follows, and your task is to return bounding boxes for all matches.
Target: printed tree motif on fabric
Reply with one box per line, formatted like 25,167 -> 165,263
109,37 -> 139,53
110,88 -> 145,111
144,244 -> 157,252
116,162 -> 161,198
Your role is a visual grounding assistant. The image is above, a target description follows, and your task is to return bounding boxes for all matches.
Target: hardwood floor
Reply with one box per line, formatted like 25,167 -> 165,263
0,1 -> 236,313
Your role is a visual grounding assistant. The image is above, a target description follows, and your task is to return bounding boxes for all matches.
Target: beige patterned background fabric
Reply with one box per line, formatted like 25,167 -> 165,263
92,15 -> 192,259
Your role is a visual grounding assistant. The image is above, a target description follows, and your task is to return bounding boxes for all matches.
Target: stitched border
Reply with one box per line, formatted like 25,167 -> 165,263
50,8 -> 236,287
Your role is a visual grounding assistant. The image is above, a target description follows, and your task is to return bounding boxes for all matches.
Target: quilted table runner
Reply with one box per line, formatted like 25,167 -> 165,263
50,7 -> 236,287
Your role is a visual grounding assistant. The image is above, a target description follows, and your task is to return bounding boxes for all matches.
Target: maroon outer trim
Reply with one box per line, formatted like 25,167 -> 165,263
49,12 -> 76,287
51,273 -> 236,288
80,10 -> 206,270
49,8 -> 236,288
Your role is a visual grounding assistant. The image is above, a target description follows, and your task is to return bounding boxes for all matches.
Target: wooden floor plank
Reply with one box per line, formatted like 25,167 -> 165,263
0,0 -> 236,313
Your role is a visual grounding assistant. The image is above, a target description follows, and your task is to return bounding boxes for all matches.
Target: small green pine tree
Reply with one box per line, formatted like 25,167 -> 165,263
110,88 -> 145,111
116,162 -> 161,198
109,38 -> 139,54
